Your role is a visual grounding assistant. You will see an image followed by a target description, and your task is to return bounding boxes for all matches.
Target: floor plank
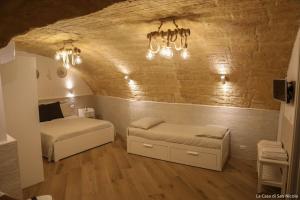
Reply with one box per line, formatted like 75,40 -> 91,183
23,138 -> 260,200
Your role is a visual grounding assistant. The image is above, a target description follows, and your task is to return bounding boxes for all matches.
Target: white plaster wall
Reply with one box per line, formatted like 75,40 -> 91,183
36,55 -> 93,100
0,51 -> 44,188
277,104 -> 284,141
278,29 -> 300,154
95,95 -> 279,160
0,42 -> 15,142
277,28 -> 300,192
0,75 -> 7,142
284,29 -> 300,124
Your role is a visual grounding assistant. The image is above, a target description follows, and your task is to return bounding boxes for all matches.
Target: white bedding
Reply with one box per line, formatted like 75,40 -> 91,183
40,116 -> 113,161
128,123 -> 229,149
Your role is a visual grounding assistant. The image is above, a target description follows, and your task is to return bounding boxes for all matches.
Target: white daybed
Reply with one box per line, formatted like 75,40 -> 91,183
40,116 -> 114,162
127,118 -> 230,171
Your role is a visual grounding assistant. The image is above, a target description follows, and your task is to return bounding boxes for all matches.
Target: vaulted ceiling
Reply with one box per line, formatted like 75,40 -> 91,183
1,0 -> 300,110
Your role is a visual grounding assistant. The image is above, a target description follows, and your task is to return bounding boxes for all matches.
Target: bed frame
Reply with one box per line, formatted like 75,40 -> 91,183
53,126 -> 115,162
127,131 -> 230,171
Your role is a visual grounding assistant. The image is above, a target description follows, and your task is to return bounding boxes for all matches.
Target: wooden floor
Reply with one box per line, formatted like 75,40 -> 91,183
23,139 -> 260,200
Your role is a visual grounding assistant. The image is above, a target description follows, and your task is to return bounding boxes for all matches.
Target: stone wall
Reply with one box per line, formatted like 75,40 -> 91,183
2,0 -> 299,110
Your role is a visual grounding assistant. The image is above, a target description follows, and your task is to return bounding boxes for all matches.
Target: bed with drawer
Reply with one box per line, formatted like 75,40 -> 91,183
127,117 -> 230,171
39,101 -> 114,162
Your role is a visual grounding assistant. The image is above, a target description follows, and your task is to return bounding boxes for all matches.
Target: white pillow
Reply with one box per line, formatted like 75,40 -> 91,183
130,117 -> 164,130
60,102 -> 75,117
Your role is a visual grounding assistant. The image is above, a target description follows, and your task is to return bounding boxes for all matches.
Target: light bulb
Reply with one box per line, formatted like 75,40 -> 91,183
164,47 -> 173,59
54,52 -> 61,60
64,62 -> 71,69
61,50 -> 67,57
159,47 -> 173,59
159,47 -> 166,57
124,75 -> 129,80
74,55 -> 82,64
146,50 -> 155,60
180,48 -> 190,60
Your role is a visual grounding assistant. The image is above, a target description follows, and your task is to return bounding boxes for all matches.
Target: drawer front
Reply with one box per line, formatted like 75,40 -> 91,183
130,141 -> 169,160
170,147 -> 217,169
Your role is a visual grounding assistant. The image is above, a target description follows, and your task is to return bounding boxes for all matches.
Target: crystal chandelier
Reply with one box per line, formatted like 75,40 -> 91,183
55,42 -> 82,69
146,19 -> 191,60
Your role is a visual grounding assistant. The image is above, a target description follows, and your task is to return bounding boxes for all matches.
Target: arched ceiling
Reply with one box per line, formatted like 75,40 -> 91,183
1,0 -> 300,110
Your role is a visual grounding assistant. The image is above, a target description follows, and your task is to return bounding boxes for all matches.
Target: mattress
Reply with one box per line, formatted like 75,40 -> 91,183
40,116 -> 113,160
128,123 -> 229,149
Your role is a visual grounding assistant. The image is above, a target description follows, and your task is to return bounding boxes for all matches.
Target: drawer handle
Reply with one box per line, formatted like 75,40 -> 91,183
186,151 -> 199,156
143,143 -> 153,148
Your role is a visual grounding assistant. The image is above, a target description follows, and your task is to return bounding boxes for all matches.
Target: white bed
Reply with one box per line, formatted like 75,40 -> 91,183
127,119 -> 230,171
40,116 -> 114,162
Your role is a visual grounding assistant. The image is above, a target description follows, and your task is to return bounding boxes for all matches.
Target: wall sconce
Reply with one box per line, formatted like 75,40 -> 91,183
128,79 -> 134,85
67,92 -> 75,98
65,79 -> 75,97
67,90 -> 75,98
66,79 -> 73,90
218,63 -> 227,74
220,75 -> 226,84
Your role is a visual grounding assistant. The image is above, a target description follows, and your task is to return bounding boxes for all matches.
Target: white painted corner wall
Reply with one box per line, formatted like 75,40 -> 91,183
0,50 -> 94,188
277,28 -> 300,192
0,41 -> 15,142
36,54 -> 93,100
0,76 -> 7,142
95,95 -> 279,160
283,28 -> 300,125
0,51 -> 44,188
278,28 -> 300,155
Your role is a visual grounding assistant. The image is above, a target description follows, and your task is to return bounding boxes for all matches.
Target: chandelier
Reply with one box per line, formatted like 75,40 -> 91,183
146,19 -> 191,60
55,42 -> 82,69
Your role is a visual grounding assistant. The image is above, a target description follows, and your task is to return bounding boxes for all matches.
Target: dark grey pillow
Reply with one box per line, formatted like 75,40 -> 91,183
39,102 -> 64,122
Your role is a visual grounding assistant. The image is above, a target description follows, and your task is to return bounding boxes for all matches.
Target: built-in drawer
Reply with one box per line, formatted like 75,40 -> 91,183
129,140 -> 169,160
170,147 -> 217,169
